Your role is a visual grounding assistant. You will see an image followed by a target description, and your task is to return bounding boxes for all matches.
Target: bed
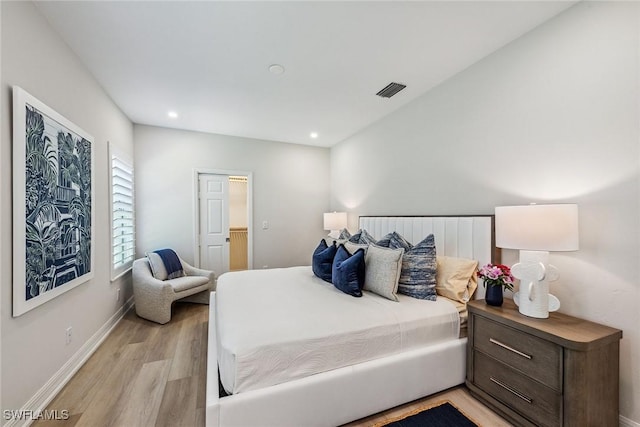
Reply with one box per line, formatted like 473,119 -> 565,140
206,215 -> 497,427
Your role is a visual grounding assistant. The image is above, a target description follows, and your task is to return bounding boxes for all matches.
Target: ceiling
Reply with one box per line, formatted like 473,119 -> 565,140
36,1 -> 575,148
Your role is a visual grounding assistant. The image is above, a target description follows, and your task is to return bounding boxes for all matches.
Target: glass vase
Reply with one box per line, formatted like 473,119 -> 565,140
485,285 -> 503,307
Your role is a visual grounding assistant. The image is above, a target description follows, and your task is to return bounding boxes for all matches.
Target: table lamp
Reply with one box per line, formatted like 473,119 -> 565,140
323,212 -> 347,239
495,204 -> 579,318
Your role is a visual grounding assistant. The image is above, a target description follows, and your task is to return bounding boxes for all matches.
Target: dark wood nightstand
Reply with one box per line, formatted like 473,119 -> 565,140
466,299 -> 622,427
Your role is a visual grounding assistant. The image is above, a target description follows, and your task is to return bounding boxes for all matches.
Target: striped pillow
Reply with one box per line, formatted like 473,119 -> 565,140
376,231 -> 412,251
338,228 -> 352,240
397,234 -> 437,300
348,229 -> 376,245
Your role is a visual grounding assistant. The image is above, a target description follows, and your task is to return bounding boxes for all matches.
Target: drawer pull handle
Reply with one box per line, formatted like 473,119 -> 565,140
490,377 -> 533,404
489,338 -> 532,360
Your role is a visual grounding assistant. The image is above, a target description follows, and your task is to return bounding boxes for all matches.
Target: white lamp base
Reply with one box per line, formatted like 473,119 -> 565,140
511,250 -> 560,319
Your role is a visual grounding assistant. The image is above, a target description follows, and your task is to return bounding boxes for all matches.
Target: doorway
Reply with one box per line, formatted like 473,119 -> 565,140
228,175 -> 248,271
194,170 -> 252,275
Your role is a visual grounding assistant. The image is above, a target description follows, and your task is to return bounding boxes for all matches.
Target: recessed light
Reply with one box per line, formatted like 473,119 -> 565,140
269,64 -> 285,75
310,132 -> 318,139
168,111 -> 178,119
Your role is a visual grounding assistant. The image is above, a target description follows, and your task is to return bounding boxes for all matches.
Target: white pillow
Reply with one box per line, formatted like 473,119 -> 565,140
322,228 -> 352,248
146,252 -> 168,280
364,243 -> 404,301
345,241 -> 369,255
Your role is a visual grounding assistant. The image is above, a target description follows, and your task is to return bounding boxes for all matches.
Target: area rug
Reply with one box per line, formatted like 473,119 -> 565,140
375,400 -> 479,427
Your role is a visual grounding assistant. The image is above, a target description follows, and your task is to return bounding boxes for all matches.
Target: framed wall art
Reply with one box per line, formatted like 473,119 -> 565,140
12,86 -> 95,316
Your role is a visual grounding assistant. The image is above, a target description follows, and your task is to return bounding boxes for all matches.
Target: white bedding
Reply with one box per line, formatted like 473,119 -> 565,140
216,266 -> 460,395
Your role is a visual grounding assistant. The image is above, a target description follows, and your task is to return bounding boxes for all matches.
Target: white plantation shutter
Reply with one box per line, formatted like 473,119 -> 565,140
110,145 -> 135,279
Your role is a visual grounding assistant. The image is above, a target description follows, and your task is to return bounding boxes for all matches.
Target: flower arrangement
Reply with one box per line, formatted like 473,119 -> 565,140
478,264 -> 515,291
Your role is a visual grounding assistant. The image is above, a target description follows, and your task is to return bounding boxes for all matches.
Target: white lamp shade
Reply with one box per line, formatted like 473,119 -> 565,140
495,204 -> 579,251
323,212 -> 347,231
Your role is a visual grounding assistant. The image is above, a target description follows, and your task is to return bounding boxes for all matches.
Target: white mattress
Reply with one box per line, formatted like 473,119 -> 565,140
216,266 -> 460,394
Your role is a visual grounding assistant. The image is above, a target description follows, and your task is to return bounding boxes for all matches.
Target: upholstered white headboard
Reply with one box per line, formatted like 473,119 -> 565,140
359,216 -> 499,300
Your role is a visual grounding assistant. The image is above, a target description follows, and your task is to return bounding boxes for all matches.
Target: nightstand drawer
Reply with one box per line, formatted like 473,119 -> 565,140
475,351 -> 562,427
474,315 -> 562,391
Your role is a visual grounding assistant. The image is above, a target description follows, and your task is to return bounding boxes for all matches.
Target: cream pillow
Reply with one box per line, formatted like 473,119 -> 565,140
146,252 -> 168,280
435,256 -> 478,303
345,241 -> 369,255
364,244 -> 404,301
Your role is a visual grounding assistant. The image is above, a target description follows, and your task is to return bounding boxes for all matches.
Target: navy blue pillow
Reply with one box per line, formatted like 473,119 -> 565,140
312,239 -> 337,282
332,245 -> 365,297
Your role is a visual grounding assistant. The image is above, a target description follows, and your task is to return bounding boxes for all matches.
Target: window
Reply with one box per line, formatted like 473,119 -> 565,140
110,143 -> 135,280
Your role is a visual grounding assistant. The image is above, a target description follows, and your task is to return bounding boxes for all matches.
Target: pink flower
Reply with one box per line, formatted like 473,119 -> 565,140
486,267 -> 500,280
477,263 -> 515,291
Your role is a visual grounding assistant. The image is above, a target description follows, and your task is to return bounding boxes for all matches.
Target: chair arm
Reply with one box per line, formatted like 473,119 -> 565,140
181,260 -> 216,283
132,261 -> 173,294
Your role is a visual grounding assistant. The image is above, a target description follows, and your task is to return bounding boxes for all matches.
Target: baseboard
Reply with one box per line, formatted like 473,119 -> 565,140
621,415 -> 640,427
4,297 -> 135,427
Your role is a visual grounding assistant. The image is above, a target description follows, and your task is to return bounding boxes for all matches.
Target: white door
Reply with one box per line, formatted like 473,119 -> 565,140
199,174 -> 229,275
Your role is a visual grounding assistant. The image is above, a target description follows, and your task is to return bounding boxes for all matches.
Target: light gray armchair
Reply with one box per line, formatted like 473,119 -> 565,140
132,257 -> 215,324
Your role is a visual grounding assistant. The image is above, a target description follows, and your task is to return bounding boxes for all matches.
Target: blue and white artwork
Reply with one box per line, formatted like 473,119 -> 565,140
13,87 -> 94,316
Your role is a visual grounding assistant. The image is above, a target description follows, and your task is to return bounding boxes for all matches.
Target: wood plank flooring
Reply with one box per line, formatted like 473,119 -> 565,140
34,303 -> 511,427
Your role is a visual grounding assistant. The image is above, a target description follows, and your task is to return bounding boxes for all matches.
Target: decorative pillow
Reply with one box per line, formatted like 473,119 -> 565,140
397,234 -> 437,300
146,248 -> 184,280
364,243 -> 404,301
312,239 -> 338,282
436,256 -> 479,303
338,228 -> 352,240
322,229 -> 352,248
332,245 -> 365,297
146,252 -> 168,280
345,241 -> 369,255
348,229 -> 376,245
376,231 -> 412,251
323,237 -> 346,248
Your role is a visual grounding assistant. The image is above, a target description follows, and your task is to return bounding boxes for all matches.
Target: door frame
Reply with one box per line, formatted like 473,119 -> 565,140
193,168 -> 253,270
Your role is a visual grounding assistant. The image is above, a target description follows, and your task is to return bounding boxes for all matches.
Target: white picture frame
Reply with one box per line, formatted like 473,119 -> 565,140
12,86 -> 95,316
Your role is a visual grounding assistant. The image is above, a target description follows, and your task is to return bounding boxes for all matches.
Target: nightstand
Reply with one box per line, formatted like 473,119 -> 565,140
466,299 -> 622,427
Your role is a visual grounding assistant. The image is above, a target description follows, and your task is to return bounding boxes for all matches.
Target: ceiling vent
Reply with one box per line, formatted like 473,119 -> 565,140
376,82 -> 406,98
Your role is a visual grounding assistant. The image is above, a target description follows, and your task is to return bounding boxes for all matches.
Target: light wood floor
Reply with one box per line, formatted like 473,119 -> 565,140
34,303 -> 512,427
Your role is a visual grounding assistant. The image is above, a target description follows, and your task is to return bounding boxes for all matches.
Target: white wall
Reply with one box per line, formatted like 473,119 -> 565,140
1,1 -> 134,414
134,125 -> 330,269
331,2 -> 640,423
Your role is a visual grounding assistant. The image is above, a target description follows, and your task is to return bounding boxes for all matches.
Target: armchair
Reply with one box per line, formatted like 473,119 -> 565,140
132,257 -> 215,324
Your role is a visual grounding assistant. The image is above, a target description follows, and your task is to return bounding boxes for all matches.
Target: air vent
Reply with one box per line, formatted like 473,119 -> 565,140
376,82 -> 406,98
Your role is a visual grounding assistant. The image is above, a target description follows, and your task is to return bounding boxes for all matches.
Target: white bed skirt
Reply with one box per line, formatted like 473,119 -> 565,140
206,292 -> 467,427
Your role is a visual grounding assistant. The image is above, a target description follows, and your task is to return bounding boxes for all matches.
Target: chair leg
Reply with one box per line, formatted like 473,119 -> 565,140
135,299 -> 173,324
